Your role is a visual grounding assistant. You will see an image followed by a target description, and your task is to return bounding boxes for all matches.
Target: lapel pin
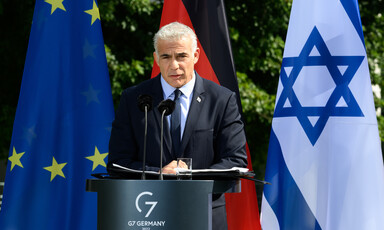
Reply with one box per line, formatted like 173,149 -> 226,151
196,97 -> 201,103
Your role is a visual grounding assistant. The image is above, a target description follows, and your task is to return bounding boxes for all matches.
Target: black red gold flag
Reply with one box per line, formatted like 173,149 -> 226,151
152,1 -> 261,229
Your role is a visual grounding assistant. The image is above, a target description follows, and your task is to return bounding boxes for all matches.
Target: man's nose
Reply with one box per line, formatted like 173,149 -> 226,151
170,58 -> 179,69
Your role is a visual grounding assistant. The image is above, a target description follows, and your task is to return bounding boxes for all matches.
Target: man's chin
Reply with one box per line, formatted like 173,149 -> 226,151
169,80 -> 185,88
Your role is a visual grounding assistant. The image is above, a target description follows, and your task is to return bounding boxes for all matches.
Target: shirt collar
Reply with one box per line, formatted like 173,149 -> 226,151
160,72 -> 196,99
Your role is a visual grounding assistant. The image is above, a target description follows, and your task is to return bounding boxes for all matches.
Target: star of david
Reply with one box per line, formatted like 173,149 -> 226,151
274,26 -> 364,145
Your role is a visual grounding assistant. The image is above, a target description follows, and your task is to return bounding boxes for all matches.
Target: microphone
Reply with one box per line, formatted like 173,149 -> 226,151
137,95 -> 153,180
157,99 -> 175,116
138,94 -> 153,112
157,99 -> 175,180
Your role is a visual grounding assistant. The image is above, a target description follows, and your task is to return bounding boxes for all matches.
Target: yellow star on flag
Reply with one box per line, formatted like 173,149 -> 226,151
45,0 -> 66,15
8,147 -> 25,171
84,0 -> 100,25
44,157 -> 67,181
86,146 -> 108,171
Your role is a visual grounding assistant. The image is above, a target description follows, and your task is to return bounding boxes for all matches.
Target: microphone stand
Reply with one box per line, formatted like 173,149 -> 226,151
159,110 -> 166,180
142,105 -> 148,180
157,99 -> 175,180
137,94 -> 152,180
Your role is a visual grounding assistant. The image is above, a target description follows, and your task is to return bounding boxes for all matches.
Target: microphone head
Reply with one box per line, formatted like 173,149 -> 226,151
157,99 -> 175,116
138,94 -> 153,112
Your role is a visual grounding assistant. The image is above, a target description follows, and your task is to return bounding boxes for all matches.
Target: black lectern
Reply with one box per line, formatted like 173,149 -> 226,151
86,179 -> 240,230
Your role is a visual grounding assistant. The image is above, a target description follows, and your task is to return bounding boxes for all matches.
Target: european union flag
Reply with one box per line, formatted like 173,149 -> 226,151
0,0 -> 114,229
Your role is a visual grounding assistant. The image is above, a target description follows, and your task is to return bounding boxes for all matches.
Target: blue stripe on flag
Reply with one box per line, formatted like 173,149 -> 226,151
340,0 -> 365,46
264,129 -> 322,230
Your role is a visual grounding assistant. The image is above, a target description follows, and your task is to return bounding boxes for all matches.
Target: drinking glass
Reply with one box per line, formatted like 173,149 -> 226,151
176,158 -> 192,180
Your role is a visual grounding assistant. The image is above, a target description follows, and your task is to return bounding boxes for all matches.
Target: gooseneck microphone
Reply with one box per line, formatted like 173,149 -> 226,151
137,94 -> 153,180
157,99 -> 175,180
157,99 -> 175,116
138,94 -> 153,112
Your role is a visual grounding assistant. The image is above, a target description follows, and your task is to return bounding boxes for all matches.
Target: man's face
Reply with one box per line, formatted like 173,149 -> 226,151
154,37 -> 200,88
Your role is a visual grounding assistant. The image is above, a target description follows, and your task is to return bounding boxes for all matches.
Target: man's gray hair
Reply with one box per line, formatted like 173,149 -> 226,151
153,22 -> 197,56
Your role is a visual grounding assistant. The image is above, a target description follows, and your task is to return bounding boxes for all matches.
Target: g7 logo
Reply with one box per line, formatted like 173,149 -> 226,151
135,191 -> 158,218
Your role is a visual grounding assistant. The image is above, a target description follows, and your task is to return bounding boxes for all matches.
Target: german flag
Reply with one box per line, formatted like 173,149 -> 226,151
151,1 -> 261,229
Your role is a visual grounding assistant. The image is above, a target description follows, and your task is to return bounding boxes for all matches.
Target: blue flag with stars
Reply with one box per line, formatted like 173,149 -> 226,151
0,0 -> 114,229
261,0 -> 384,229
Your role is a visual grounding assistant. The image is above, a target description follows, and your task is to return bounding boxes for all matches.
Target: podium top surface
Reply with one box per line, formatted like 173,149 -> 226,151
86,179 -> 241,194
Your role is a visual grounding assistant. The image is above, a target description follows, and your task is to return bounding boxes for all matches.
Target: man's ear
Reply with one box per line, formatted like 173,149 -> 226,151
194,48 -> 200,64
153,52 -> 159,66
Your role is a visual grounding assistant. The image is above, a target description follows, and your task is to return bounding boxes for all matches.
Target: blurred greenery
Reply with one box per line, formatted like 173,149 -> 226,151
1,0 -> 383,180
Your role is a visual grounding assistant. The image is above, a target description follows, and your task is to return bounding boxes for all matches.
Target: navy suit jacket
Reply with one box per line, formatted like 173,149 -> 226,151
108,73 -> 247,172
108,73 -> 248,229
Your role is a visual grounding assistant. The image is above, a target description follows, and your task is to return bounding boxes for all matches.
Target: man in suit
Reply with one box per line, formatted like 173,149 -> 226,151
108,22 -> 247,230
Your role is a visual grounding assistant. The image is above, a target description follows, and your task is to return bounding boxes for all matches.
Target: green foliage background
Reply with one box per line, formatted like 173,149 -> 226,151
1,0 -> 383,179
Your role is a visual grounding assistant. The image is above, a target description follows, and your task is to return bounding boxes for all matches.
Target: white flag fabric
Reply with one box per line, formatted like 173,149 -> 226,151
261,0 -> 384,229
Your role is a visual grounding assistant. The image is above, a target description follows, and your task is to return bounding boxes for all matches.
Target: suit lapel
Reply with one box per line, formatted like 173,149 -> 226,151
180,73 -> 206,156
151,75 -> 173,160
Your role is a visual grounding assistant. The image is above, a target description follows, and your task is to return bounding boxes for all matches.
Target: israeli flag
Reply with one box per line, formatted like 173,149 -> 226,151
261,0 -> 384,229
